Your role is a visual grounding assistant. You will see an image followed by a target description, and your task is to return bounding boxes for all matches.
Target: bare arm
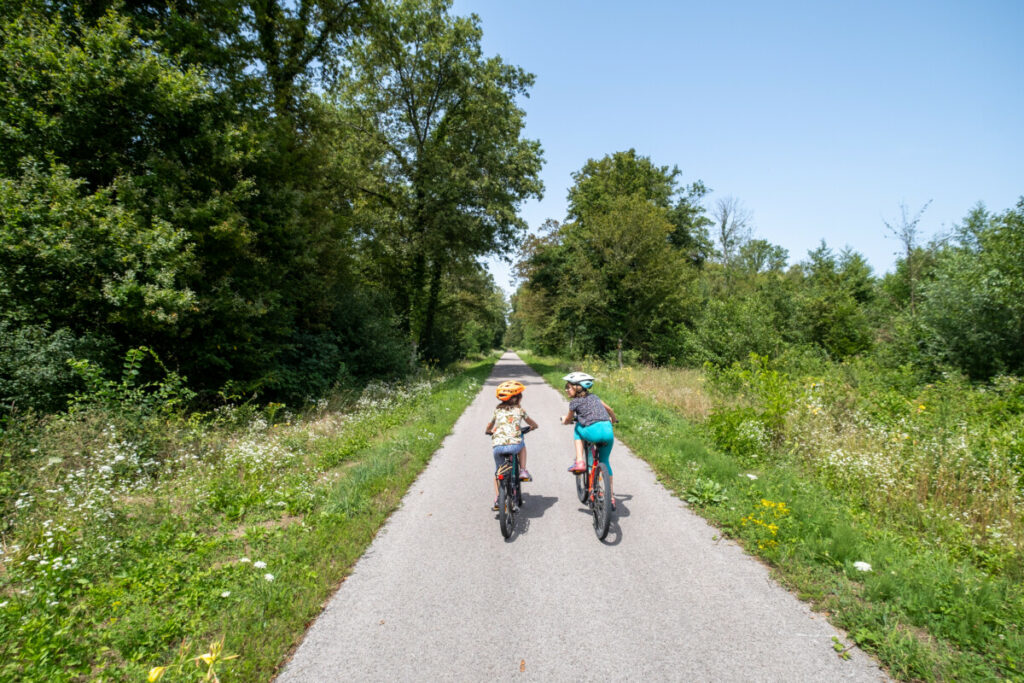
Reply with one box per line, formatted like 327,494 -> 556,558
602,401 -> 618,423
524,415 -> 539,430
484,418 -> 494,435
561,409 -> 575,425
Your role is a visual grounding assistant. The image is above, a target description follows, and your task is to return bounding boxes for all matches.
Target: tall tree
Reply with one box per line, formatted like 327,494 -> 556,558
711,195 -> 752,267
567,148 -> 711,263
561,195 -> 697,359
334,0 -> 543,359
884,200 -> 931,315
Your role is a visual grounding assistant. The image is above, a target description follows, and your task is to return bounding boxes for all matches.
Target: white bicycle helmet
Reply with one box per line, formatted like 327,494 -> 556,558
562,371 -> 595,389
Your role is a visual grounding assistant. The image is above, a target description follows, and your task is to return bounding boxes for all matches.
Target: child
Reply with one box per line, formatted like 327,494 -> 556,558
485,380 -> 539,511
560,372 -> 618,508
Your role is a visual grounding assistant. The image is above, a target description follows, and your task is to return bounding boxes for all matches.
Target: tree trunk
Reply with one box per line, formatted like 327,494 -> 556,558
418,259 -> 443,358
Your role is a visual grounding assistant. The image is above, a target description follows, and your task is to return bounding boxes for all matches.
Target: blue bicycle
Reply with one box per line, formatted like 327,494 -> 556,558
492,425 -> 530,539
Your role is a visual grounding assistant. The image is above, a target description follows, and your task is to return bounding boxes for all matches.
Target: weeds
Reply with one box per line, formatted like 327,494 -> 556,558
521,351 -> 1024,681
0,353 -> 496,681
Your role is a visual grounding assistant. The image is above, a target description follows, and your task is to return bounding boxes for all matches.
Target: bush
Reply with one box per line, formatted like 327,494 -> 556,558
0,322 -> 114,416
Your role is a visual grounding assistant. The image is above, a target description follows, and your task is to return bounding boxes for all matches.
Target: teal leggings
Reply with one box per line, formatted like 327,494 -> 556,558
574,421 -> 614,476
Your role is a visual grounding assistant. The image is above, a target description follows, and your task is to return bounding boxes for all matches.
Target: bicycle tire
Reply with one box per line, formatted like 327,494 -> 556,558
498,480 -> 513,538
575,469 -> 588,503
575,442 -> 590,503
513,456 -> 523,507
592,465 -> 612,540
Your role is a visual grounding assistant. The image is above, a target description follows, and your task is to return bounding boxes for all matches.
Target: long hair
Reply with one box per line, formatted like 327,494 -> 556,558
567,383 -> 589,398
496,393 -> 523,409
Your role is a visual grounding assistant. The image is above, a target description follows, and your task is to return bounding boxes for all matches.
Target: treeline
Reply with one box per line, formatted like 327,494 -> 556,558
510,149 -> 1024,382
0,0 -> 540,414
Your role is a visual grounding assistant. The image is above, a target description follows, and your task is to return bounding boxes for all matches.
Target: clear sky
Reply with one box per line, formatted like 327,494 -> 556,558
450,0 -> 1024,294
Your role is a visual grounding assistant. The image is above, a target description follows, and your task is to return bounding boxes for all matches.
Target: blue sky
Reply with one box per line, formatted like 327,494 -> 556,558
451,0 -> 1024,293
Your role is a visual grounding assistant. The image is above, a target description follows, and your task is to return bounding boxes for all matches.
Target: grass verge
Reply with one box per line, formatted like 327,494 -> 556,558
0,355 -> 496,682
521,351 -> 1024,682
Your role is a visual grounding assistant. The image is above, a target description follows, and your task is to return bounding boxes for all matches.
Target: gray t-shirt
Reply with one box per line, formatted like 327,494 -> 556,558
569,393 -> 610,427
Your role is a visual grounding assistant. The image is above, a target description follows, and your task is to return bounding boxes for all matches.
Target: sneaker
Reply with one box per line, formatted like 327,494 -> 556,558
491,498 -> 499,511
568,461 -> 586,474
519,469 -> 532,482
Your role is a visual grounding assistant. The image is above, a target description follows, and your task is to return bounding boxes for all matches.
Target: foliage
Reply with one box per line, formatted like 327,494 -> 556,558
68,347 -> 196,416
685,476 -> 727,506
332,0 -> 542,362
0,0 -> 532,412
514,150 -> 707,359
0,323 -> 111,415
523,352 -> 1024,681
915,201 -> 1024,379
0,351 -> 496,681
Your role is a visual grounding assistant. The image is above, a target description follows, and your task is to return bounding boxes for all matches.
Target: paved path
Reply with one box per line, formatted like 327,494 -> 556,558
278,353 -> 887,681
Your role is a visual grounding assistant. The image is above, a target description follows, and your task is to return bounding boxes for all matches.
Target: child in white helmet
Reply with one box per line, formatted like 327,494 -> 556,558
560,372 -> 618,508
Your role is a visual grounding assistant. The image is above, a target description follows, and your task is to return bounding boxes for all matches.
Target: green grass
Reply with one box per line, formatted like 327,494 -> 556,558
521,351 -> 1024,681
0,355 -> 496,682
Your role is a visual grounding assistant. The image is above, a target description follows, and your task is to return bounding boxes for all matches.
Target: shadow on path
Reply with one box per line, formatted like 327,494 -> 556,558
494,493 -> 558,541
574,492 -> 633,546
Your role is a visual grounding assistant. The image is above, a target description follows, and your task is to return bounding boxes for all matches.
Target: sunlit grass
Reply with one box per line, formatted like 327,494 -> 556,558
0,355 -> 496,681
521,351 -> 1024,681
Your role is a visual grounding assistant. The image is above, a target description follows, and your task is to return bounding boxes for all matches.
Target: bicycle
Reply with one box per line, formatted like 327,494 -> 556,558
491,425 -> 530,539
572,436 -> 613,540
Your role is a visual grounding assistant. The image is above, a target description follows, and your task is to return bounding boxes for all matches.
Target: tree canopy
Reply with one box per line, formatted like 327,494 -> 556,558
0,0 -> 534,412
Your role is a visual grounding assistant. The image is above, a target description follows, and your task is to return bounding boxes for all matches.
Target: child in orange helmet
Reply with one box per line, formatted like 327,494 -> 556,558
485,380 -> 538,510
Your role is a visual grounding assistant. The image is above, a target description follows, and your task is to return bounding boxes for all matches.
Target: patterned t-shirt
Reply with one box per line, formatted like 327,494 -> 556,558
569,393 -> 610,427
491,406 -> 528,446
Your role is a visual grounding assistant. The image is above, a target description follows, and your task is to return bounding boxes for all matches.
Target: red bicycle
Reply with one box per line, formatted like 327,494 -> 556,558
573,438 -> 612,540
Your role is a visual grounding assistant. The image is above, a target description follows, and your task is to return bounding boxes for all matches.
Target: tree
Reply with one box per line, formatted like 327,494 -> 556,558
0,2 -> 394,408
792,242 -> 874,358
567,148 -> 712,264
711,195 -> 752,266
916,199 -> 1024,378
884,200 -> 931,315
551,196 -> 697,360
737,239 -> 788,275
334,0 -> 543,360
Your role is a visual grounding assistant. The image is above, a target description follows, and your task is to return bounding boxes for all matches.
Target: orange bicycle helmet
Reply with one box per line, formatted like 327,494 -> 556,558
496,380 -> 525,401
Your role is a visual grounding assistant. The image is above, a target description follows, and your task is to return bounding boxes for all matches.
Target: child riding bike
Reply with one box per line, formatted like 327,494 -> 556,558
485,380 -> 539,511
561,372 -> 619,509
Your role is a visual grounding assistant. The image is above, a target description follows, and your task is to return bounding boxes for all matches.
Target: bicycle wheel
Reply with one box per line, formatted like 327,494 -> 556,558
575,443 -> 590,503
591,465 -> 612,540
512,457 -> 523,507
498,480 -> 514,538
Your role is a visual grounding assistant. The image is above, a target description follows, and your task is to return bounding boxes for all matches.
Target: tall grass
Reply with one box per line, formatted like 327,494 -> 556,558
521,351 -> 1024,681
0,355 -> 496,682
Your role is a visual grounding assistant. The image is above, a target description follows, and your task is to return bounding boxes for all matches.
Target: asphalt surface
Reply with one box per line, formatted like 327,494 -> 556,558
278,352 -> 888,681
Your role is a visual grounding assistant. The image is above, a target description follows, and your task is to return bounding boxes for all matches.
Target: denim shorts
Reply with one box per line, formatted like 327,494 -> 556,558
492,442 -> 523,472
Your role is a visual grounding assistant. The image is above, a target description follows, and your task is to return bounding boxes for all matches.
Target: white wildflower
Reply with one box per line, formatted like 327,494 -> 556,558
853,561 -> 872,572
264,573 -> 274,582
254,560 -> 267,569
220,591 -> 231,598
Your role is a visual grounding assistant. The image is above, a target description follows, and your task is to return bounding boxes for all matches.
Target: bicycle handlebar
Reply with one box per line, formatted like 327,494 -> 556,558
485,424 -> 533,436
